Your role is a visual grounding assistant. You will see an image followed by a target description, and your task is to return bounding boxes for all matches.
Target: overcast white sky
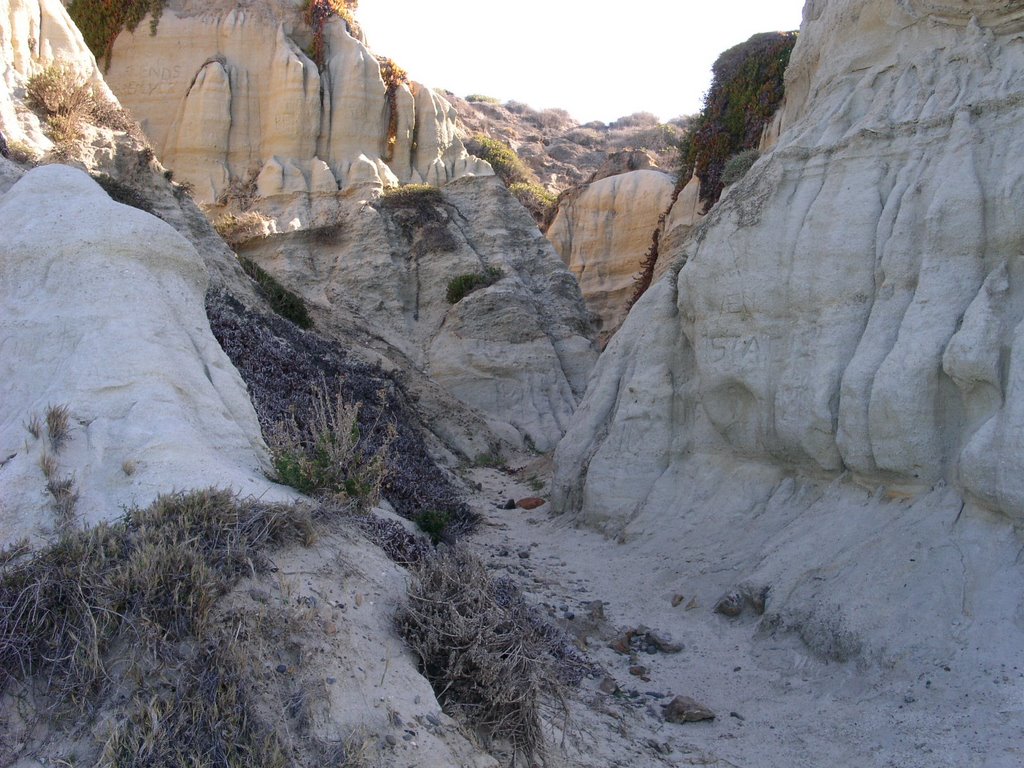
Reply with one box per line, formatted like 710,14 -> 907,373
356,1 -> 805,124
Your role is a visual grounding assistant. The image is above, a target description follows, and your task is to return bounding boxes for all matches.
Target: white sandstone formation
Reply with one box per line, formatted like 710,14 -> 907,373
103,0 -> 490,204
547,169 -> 675,338
0,165 -> 291,547
553,0 -> 1024,677
0,0 -> 113,153
238,175 -> 597,453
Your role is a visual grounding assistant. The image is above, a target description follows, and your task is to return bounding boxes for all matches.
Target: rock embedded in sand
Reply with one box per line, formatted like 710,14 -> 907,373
517,497 -> 547,510
662,696 -> 716,724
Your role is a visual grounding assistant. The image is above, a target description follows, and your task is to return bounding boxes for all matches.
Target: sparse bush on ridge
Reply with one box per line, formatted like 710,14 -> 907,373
214,210 -> 272,245
446,266 -> 503,304
466,93 -> 500,104
465,135 -> 556,222
378,183 -> 444,209
466,135 -> 533,187
375,184 -> 460,253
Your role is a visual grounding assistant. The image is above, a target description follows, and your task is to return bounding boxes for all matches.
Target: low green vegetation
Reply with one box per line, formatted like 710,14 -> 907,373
721,148 -> 761,185
466,135 -> 533,186
446,266 -> 503,304
464,136 -> 555,223
67,0 -> 165,70
236,256 -> 313,330
415,509 -> 450,544
465,94 -> 500,104
267,381 -> 391,506
679,31 -> 797,208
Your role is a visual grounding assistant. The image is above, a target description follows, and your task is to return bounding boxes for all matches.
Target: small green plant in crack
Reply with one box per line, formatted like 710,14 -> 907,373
415,509 -> 450,545
446,266 -> 503,304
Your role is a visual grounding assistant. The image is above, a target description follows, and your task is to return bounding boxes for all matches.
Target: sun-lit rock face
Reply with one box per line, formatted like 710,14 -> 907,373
0,165 -> 291,547
547,169 -> 675,339
552,0 -> 1024,665
102,1 -> 490,204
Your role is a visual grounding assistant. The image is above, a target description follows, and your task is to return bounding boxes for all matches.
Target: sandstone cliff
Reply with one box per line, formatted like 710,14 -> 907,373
101,0 -> 489,204
553,0 -> 1024,690
547,167 -> 676,339
236,176 -> 597,453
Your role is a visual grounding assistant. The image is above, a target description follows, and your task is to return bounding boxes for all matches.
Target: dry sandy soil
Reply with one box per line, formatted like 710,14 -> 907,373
461,457 -> 1021,768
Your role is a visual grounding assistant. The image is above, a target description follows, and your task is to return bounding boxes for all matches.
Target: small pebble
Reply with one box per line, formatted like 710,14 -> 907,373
426,714 -> 441,727
275,664 -> 287,674
326,677 -> 336,685
385,734 -> 397,747
518,550 -> 531,559
730,711 -> 745,721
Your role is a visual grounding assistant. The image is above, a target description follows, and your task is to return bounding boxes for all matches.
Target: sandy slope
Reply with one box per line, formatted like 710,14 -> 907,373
463,459 -> 1022,768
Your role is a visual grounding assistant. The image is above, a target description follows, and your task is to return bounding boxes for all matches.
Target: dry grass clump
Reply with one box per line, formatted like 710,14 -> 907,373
214,210 -> 273,246
398,546 -> 568,763
44,403 -> 71,453
99,639 -> 288,768
25,60 -> 134,157
0,488 -> 314,708
268,381 -> 391,506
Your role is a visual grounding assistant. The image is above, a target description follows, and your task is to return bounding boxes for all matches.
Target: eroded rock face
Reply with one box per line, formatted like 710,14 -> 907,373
553,0 -> 1024,663
237,175 -> 597,453
103,0 -> 490,204
547,169 -> 675,339
0,165 -> 291,547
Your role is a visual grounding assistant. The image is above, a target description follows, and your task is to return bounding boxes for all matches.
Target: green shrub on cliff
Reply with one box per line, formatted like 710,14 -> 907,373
446,266 -> 503,304
680,31 -> 797,209
465,136 -> 555,223
67,0 -> 165,70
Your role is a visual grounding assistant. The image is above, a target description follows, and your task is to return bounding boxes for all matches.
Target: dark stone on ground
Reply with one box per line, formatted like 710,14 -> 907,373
662,695 -> 716,723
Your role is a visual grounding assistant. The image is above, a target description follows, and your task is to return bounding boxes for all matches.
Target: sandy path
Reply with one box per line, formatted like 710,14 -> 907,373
460,461 -> 1017,768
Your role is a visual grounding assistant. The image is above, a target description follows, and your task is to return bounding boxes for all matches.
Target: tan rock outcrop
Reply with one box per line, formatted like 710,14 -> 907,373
547,169 -> 675,338
553,0 -> 1024,672
102,1 -> 490,204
